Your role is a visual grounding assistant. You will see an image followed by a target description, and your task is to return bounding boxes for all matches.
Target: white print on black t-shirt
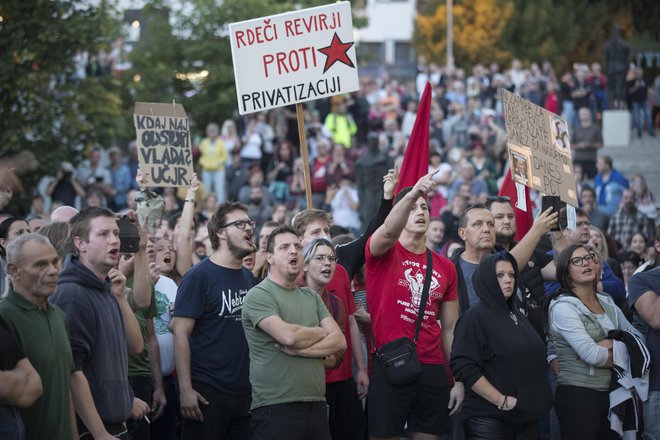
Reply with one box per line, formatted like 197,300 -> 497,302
219,288 -> 248,320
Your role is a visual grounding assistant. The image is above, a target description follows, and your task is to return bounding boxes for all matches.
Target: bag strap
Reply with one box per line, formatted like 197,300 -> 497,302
413,249 -> 433,345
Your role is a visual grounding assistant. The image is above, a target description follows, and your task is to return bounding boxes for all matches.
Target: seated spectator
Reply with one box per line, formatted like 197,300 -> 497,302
467,142 -> 498,195
267,140 -> 296,203
198,122 -> 228,202
449,161 -> 488,204
240,116 -> 263,170
46,162 -> 86,208
330,176 -> 360,236
630,173 -> 657,222
580,186 -> 609,231
618,250 -> 641,293
608,189 -> 655,250
595,155 -> 629,216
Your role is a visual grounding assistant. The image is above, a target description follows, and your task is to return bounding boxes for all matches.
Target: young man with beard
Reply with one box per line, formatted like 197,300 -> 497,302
172,202 -> 258,439
51,207 -> 147,440
242,225 -> 345,440
365,173 -> 463,440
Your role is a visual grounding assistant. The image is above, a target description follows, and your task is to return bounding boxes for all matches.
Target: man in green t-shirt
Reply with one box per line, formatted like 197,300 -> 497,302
0,234 -> 75,440
242,225 -> 346,440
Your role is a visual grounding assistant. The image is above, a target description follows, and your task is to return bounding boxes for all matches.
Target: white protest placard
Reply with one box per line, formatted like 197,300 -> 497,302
133,102 -> 193,188
229,1 -> 359,115
502,89 -> 578,206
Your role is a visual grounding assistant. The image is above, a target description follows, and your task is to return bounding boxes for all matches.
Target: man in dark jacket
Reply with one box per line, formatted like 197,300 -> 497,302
51,207 -> 147,439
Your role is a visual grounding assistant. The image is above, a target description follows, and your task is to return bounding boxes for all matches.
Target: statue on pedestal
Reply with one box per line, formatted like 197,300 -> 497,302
604,25 -> 630,109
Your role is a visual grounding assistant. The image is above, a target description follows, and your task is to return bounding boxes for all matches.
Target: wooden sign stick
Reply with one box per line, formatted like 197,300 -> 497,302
296,103 -> 314,209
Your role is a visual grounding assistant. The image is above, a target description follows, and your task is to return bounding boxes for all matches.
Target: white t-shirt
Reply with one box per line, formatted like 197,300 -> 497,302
153,275 -> 178,376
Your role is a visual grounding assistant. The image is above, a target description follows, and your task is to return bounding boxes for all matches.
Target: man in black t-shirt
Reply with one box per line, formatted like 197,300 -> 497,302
172,201 -> 257,440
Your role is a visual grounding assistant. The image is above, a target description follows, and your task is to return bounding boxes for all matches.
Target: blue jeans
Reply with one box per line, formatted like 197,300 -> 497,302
632,101 -> 654,135
0,406 -> 25,440
644,391 -> 660,440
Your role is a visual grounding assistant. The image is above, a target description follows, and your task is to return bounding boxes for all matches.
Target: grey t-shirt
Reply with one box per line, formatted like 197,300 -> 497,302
459,257 -> 479,307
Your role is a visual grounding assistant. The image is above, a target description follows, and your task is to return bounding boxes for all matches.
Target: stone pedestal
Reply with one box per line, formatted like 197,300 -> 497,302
602,110 -> 631,147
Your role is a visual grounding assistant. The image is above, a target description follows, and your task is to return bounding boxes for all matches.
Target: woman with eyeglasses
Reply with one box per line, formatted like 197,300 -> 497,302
451,251 -> 552,439
546,244 -> 642,440
302,238 -> 367,440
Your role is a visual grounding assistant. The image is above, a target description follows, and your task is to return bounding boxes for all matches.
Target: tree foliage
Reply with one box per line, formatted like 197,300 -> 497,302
414,0 -> 513,67
0,1 -> 123,160
414,0 -> 646,71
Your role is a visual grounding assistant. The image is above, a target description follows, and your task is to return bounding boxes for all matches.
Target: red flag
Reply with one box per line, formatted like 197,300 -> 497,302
394,81 -> 433,196
499,168 -> 533,241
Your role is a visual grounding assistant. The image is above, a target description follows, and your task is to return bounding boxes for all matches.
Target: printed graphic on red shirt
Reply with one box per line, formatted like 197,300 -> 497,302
366,239 -> 458,365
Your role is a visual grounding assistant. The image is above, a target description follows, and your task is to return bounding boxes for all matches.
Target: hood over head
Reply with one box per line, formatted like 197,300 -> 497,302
472,250 -> 519,313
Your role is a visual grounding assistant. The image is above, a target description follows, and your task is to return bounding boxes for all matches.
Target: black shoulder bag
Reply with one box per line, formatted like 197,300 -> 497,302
375,249 -> 433,386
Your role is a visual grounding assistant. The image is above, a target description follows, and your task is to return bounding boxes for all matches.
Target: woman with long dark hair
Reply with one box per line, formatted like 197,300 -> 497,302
451,251 -> 552,439
547,243 -> 642,440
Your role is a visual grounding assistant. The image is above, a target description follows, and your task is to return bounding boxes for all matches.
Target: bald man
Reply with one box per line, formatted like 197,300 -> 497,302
50,206 -> 79,223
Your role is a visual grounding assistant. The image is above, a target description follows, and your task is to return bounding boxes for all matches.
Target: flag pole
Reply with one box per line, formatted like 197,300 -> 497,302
296,103 -> 314,209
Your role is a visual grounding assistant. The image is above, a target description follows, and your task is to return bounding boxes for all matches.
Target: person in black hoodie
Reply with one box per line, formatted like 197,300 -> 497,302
451,251 -> 552,439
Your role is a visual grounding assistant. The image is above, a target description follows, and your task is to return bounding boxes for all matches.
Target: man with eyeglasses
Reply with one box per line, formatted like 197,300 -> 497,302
172,201 -> 257,440
544,207 -> 625,306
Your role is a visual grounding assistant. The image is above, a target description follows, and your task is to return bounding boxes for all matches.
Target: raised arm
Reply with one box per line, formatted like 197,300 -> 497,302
369,171 -> 437,257
128,210 -> 151,308
510,207 -> 557,271
176,173 -> 200,276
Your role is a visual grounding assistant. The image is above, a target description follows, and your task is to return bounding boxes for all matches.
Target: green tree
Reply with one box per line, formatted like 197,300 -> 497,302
0,0 -> 123,209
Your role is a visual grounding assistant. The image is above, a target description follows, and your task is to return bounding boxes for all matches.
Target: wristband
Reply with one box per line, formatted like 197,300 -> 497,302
497,395 -> 508,410
185,198 -> 195,203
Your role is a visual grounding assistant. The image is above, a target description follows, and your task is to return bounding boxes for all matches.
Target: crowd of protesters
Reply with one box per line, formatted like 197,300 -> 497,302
0,56 -> 659,440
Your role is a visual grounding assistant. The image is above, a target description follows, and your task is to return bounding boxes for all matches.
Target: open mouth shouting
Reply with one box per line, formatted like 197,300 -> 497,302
109,248 -> 120,260
288,255 -> 299,268
244,232 -> 255,249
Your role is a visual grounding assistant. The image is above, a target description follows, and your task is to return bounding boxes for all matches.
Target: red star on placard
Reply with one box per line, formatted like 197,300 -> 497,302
317,32 -> 355,73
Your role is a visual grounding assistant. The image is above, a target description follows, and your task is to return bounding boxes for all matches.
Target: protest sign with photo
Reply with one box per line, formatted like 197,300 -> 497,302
133,102 -> 193,188
502,89 -> 578,206
229,1 -> 359,115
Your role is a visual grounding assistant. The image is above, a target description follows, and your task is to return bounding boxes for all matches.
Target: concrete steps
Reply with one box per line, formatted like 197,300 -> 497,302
600,133 -> 660,203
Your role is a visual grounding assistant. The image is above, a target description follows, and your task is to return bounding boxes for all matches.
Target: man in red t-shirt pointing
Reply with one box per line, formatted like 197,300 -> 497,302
366,172 -> 464,440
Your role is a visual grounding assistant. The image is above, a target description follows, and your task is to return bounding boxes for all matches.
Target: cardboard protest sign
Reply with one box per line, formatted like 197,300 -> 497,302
502,89 -> 578,206
229,1 -> 359,115
133,102 -> 193,188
